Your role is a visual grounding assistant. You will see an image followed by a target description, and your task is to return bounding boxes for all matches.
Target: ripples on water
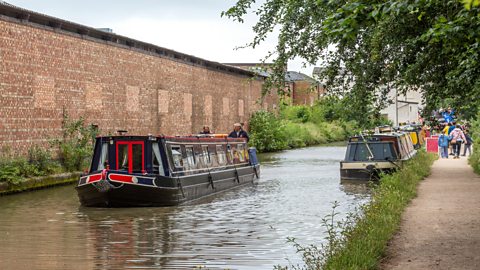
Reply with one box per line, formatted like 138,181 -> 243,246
0,145 -> 370,270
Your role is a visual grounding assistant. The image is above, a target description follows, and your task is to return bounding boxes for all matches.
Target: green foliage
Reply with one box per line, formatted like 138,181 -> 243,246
224,0 -> 480,123
0,146 -> 61,185
281,105 -> 312,123
28,145 -> 62,175
249,99 -> 362,152
52,113 -> 98,171
468,110 -> 480,174
0,114 -> 97,185
249,110 -> 288,152
463,0 -> 480,10
276,151 -> 436,269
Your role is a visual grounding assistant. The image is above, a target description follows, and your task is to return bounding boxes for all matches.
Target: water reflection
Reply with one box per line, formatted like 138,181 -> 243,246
340,180 -> 373,196
0,145 -> 370,270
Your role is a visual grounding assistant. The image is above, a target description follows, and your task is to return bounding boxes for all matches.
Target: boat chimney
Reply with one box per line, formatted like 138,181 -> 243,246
117,130 -> 128,135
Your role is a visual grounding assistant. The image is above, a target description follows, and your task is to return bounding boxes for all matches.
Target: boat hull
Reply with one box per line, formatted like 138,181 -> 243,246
76,165 -> 260,207
340,161 -> 399,181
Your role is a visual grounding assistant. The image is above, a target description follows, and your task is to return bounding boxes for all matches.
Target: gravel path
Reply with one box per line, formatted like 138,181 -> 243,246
381,156 -> 480,270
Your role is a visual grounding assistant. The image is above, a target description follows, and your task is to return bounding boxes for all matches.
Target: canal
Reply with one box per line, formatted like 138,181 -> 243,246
0,145 -> 370,270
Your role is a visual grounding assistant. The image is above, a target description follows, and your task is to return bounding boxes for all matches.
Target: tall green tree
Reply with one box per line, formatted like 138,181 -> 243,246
223,0 -> 480,120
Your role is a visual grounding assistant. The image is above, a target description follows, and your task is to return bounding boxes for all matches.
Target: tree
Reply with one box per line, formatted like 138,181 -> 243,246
222,0 -> 480,120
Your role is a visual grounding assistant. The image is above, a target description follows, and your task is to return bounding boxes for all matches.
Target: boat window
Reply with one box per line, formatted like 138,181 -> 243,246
348,142 -> 397,161
353,144 -> 369,161
170,145 -> 183,168
97,142 -> 109,170
201,145 -> 212,166
152,142 -> 165,175
185,146 -> 196,169
237,144 -> 245,162
131,144 -> 143,173
216,145 -> 227,166
227,144 -> 235,163
118,144 -> 129,171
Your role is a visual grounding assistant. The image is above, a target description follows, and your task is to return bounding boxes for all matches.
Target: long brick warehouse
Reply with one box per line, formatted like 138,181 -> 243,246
0,3 -> 276,153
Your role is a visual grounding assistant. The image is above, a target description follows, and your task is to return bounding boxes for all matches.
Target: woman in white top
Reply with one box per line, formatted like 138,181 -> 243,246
450,125 -> 466,159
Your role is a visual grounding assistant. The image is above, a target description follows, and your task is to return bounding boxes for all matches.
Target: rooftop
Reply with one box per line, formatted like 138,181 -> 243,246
285,71 -> 318,83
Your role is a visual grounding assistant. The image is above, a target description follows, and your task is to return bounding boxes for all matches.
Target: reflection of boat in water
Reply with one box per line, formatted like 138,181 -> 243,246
340,133 -> 416,181
340,179 -> 373,196
76,134 -> 260,207
79,206 -> 180,269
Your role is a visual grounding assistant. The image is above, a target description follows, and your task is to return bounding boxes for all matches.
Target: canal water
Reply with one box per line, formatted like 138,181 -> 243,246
0,145 -> 370,270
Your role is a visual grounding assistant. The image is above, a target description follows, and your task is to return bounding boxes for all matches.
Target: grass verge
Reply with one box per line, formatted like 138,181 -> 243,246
468,148 -> 480,174
324,150 -> 437,269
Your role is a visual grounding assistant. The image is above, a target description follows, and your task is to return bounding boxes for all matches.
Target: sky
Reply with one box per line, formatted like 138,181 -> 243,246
5,0 -> 316,76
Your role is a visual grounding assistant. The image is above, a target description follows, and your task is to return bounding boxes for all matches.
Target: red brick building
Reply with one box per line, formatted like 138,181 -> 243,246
225,64 -> 325,106
0,3 -> 277,153
285,71 -> 325,106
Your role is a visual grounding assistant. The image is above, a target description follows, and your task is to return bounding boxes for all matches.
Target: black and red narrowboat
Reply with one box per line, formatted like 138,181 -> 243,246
76,134 -> 260,207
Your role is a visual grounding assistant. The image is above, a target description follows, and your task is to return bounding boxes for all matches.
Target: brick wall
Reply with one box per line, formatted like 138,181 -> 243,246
0,18 -> 277,154
290,81 -> 325,106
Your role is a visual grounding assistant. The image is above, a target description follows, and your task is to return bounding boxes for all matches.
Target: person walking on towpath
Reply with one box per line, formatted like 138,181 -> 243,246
462,129 -> 474,156
228,123 -> 249,142
450,124 -> 466,159
438,133 -> 450,159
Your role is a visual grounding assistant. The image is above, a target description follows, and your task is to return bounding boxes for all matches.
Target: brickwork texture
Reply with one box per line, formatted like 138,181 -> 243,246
0,18 -> 277,153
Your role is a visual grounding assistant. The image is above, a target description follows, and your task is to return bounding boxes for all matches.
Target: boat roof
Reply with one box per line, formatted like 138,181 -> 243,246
96,134 -> 247,142
348,132 -> 408,142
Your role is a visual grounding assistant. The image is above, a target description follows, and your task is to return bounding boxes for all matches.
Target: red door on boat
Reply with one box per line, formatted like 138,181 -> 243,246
115,141 -> 145,173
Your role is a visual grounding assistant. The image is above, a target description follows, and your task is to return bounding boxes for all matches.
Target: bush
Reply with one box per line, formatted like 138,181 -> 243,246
249,110 -> 288,152
250,101 -> 360,153
51,113 -> 98,171
0,146 -> 62,185
468,110 -> 480,174
28,145 -> 62,175
0,114 -> 97,185
281,105 -> 312,123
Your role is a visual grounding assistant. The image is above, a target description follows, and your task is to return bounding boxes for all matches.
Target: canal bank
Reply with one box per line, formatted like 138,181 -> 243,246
0,172 -> 81,196
380,156 -> 480,269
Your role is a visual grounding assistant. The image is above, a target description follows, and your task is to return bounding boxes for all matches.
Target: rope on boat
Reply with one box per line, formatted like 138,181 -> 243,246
224,137 -> 240,184
197,137 -> 215,190
170,168 -> 185,198
252,165 -> 259,179
176,175 -> 185,198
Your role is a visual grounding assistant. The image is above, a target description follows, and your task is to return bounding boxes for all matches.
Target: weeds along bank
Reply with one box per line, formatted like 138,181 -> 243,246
468,111 -> 480,174
0,114 -> 96,189
275,151 -> 436,270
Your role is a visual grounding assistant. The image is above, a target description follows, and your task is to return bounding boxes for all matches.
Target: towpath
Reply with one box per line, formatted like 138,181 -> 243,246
381,156 -> 480,270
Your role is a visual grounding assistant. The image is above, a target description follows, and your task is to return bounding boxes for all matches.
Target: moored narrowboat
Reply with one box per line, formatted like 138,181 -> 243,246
76,134 -> 260,207
340,133 -> 416,181
398,124 -> 425,149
